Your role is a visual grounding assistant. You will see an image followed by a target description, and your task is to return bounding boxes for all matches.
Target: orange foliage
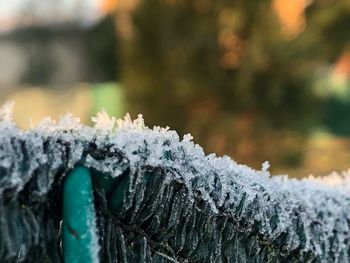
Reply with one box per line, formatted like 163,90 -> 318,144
272,0 -> 306,38
334,51 -> 350,78
101,0 -> 117,14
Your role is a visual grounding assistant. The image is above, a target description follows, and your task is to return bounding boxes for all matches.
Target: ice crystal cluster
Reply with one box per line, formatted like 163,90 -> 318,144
1,103 -> 350,262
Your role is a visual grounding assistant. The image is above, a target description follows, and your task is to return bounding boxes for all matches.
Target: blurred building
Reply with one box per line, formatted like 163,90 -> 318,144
0,0 -> 124,128
0,0 -> 118,89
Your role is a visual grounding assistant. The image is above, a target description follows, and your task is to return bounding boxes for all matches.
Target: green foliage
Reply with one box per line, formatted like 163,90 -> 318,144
121,0 -> 350,169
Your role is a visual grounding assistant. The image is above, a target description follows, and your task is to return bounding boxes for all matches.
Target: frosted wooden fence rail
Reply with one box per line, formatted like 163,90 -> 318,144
1,107 -> 350,262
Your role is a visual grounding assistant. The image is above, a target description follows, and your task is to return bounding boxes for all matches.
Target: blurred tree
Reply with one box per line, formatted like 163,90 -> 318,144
119,0 -> 350,171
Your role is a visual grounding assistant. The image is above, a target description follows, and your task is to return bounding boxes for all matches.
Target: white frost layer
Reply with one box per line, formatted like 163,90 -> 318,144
1,102 -> 350,190
2,103 -> 350,260
1,102 -> 350,191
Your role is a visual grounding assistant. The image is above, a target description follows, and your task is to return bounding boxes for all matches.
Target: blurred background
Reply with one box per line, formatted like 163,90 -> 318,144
0,0 -> 349,177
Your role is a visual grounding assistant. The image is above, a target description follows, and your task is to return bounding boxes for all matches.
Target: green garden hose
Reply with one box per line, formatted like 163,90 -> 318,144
63,166 -> 98,263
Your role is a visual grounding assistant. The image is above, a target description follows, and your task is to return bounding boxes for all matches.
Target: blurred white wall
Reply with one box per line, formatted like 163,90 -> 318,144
0,0 -> 103,32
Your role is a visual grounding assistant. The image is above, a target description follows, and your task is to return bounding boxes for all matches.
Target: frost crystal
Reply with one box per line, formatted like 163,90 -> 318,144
1,107 -> 350,262
57,113 -> 82,131
91,109 -> 116,131
35,116 -> 57,133
262,160 -> 270,172
116,113 -> 145,130
0,101 -> 15,124
307,170 -> 350,191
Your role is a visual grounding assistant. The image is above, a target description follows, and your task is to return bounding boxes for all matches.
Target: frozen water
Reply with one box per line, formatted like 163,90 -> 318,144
0,101 -> 15,127
91,109 -> 116,131
1,103 -> 350,262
